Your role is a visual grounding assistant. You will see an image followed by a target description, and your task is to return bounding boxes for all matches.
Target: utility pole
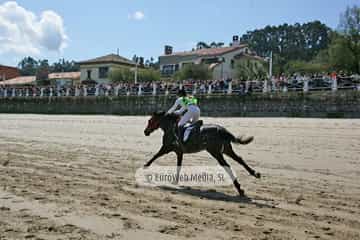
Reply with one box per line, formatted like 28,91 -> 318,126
269,51 -> 273,80
264,51 -> 273,93
134,57 -> 138,84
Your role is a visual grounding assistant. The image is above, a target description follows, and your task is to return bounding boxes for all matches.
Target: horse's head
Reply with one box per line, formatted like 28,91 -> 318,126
144,111 -> 165,136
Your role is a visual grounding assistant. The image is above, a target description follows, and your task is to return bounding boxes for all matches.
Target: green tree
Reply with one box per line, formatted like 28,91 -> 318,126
313,48 -> 330,65
284,60 -> 328,74
210,42 -> 225,48
138,68 -> 160,82
338,5 -> 360,38
235,58 -> 267,80
314,5 -> 360,74
51,59 -> 80,72
196,42 -> 210,49
328,36 -> 357,73
144,57 -> 159,69
338,5 -> 360,73
272,53 -> 287,76
18,57 -> 80,76
110,67 -> 160,83
240,21 -> 332,74
196,41 -> 225,49
174,64 -> 212,80
36,59 -> 50,85
17,57 -> 38,76
109,67 -> 133,83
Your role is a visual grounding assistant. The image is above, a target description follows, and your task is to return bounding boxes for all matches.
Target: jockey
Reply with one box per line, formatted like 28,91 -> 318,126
167,88 -> 200,143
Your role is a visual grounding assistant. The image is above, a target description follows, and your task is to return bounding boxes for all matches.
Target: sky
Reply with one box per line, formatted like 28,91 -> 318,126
0,0 -> 358,66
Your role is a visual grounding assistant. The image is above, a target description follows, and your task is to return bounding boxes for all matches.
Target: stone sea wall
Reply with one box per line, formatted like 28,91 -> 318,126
0,91 -> 359,118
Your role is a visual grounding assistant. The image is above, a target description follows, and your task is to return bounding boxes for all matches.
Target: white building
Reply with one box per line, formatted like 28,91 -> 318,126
78,54 -> 136,84
159,37 -> 265,80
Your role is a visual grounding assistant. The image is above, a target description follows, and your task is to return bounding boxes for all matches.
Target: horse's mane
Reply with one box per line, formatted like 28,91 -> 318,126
153,110 -> 165,116
165,113 -> 179,122
153,111 -> 178,122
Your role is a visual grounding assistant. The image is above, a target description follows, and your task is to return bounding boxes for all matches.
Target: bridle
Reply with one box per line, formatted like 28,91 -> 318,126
144,113 -> 181,136
144,115 -> 161,135
148,117 -> 160,130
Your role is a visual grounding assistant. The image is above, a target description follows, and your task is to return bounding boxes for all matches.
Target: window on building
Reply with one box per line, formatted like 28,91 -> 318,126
87,70 -> 91,80
202,58 -> 219,64
161,65 -> 175,76
231,59 -> 235,69
99,67 -> 109,78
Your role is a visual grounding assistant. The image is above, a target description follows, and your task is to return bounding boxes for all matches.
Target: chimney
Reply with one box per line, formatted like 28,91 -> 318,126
232,35 -> 240,46
164,45 -> 173,55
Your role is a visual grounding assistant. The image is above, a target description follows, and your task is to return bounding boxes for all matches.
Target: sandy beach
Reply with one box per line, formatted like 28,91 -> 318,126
0,114 -> 359,240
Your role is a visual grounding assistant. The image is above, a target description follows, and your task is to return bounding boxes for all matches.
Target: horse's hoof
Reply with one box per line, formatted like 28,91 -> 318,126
171,181 -> 179,185
238,189 -> 245,196
254,172 -> 261,179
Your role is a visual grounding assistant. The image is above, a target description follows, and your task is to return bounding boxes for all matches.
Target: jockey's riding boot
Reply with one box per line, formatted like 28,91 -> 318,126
176,126 -> 184,144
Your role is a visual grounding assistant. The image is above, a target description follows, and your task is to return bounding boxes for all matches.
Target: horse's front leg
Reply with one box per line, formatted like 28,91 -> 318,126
144,145 -> 172,167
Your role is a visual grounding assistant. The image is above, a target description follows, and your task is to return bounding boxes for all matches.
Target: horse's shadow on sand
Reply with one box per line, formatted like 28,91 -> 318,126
159,186 -> 276,208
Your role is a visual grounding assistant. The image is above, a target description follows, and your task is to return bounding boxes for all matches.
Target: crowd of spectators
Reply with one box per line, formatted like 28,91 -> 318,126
0,74 -> 359,98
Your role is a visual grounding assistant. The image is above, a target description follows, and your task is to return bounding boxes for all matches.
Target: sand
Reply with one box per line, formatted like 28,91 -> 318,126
0,114 -> 359,240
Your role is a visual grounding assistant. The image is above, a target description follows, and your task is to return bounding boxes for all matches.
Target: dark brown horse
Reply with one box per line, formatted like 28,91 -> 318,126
143,111 -> 261,196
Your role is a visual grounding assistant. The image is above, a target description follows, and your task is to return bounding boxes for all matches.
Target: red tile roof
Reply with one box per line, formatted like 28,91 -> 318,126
78,54 -> 136,66
0,64 -> 18,70
0,65 -> 20,80
161,44 -> 248,57
0,76 -> 36,85
48,72 -> 80,80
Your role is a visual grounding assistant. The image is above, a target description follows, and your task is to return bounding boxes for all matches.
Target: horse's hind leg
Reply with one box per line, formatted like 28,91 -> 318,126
208,149 -> 245,196
223,143 -> 261,179
174,152 -> 183,184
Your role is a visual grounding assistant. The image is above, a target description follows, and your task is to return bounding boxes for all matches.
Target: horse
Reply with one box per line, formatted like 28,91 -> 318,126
143,111 -> 261,196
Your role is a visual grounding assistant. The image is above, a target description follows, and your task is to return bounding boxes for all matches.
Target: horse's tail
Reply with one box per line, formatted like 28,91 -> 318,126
232,135 -> 254,145
220,128 -> 254,145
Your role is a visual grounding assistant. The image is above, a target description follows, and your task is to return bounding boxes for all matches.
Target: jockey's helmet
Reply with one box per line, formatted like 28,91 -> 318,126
177,88 -> 187,97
